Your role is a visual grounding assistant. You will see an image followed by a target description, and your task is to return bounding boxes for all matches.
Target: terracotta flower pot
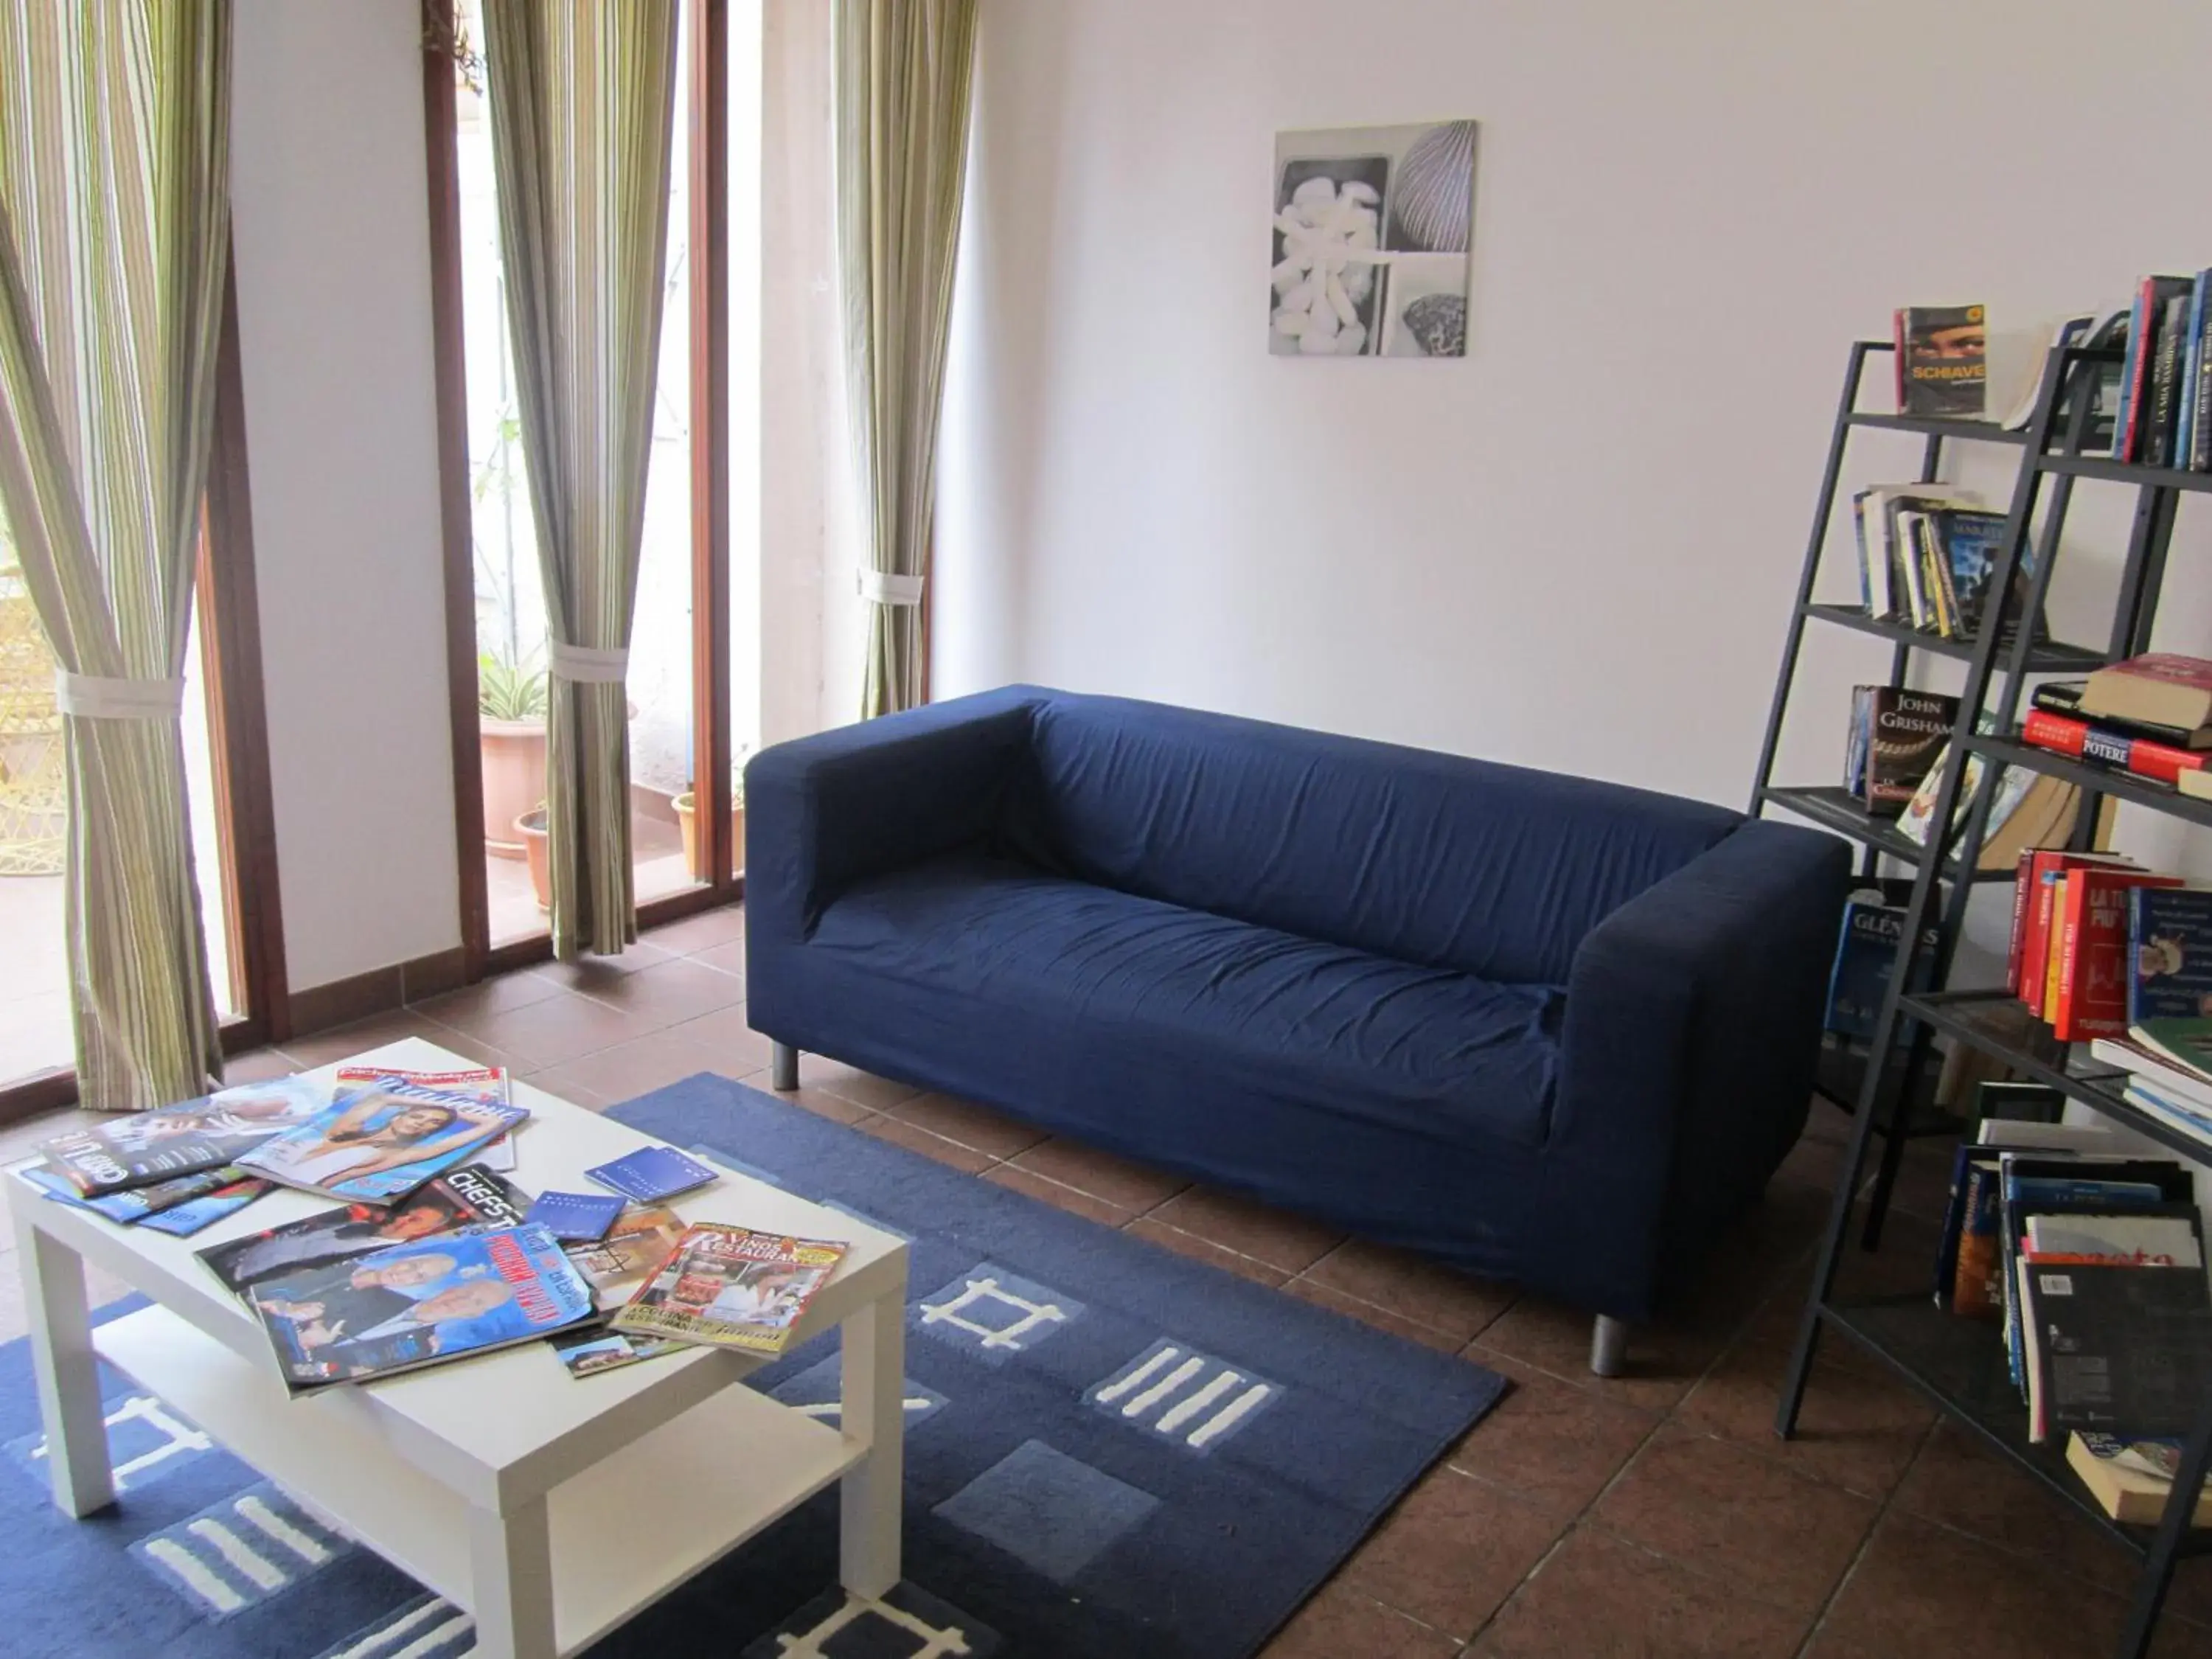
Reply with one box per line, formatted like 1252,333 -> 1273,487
672,791 -> 745,879
480,718 -> 547,859
515,807 -> 551,913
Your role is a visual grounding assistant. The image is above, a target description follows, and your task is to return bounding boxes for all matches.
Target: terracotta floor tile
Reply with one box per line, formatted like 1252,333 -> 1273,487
661,1004 -> 779,1075
409,969 -> 571,1031
1805,1509 -> 2208,1659
1593,1425 -> 1879,1615
979,1162 -> 1133,1228
1447,1351 -> 1659,1521
884,1093 -> 1048,1160
781,1056 -> 923,1113
638,903 -> 748,956
1473,1299 -> 1721,1413
219,1046 -> 300,1085
1146,1186 -> 1346,1275
857,1114 -> 998,1174
453,990 -> 665,1071
279,1008 -> 473,1068
1007,1136 -> 1188,1214
1301,1238 -> 1516,1343
763,1081 -> 877,1126
558,956 -> 746,1023
526,1030 -> 734,1107
1124,1217 -> 1293,1288
526,939 -> 677,993
1283,1278 -> 1467,1355
1675,1338 -> 1935,1500
1471,1523 -> 1809,1657
1261,1582 -> 1461,1659
685,939 -> 748,981
400,1019 -> 529,1077
1337,1463 -> 1567,1638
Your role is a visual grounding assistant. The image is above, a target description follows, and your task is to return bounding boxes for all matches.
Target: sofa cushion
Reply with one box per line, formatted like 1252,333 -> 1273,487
1004,692 -> 1743,987
811,852 -> 1565,1150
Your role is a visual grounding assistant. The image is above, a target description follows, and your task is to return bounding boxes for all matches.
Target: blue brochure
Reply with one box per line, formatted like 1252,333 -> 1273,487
525,1189 -> 626,1242
584,1146 -> 719,1203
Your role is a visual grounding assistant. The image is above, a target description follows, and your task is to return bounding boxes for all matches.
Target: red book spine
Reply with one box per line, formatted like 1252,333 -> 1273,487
2006,849 -> 2038,995
2022,709 -> 2089,758
2121,276 -> 2157,463
2122,737 -> 2206,787
2052,870 -> 2184,1041
2024,858 -> 2063,1016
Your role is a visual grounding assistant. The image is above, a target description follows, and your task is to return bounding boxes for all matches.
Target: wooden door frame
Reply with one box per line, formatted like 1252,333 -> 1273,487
0,257 -> 291,1124
423,0 -> 740,983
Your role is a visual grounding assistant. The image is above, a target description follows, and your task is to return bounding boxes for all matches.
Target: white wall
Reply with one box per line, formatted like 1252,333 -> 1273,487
231,0 -> 462,989
938,0 -> 2212,832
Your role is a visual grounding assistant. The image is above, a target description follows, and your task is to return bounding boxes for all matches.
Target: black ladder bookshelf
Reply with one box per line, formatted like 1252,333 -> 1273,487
1767,337 -> 2211,1659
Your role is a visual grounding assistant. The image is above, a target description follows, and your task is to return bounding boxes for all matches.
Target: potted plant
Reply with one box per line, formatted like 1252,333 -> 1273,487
515,804 -> 551,912
479,649 -> 546,859
672,747 -> 748,880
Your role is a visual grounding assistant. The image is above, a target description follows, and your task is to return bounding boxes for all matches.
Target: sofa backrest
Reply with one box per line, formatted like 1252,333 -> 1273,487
1006,692 -> 1745,986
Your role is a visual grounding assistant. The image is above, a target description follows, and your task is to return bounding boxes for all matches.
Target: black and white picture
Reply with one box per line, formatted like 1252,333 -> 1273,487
1270,120 -> 1475,358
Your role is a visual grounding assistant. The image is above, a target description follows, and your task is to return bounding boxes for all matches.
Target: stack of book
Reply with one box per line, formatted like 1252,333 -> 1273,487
1933,1107 -> 2212,1525
1848,485 -> 2043,644
2020,656 -> 2212,796
2110,271 -> 2212,470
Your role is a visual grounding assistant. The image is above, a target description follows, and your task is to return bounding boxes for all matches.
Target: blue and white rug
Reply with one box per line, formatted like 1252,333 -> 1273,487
0,1074 -> 1506,1657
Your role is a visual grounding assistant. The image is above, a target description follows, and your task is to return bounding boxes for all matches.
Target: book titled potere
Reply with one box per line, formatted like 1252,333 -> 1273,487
608,1224 -> 848,1356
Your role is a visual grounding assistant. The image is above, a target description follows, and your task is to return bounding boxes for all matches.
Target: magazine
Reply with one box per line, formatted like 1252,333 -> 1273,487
197,1164 -> 530,1293
235,1079 -> 528,1203
335,1065 -> 518,1170
608,1224 -> 847,1355
549,1322 -> 686,1379
560,1205 -> 686,1309
136,1175 -> 274,1238
20,1160 -> 256,1225
243,1225 -> 596,1393
39,1076 -> 335,1196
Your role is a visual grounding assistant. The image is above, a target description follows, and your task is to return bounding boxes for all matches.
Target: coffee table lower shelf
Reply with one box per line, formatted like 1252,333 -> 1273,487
96,1306 -> 865,1655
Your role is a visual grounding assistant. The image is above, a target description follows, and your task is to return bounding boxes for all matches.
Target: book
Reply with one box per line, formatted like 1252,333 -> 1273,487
2117,277 -> 2192,462
2181,276 -> 2209,471
1858,688 -> 1959,815
2067,1433 -> 2212,1526
2023,1260 -> 2212,1440
2123,1082 -> 2212,1150
2194,271 -> 2212,471
2081,654 -> 2212,734
2020,709 -> 2208,788
38,1076 -> 335,1197
2050,867 -> 2183,1041
560,1204 -> 687,1309
2129,1017 -> 2212,1085
2018,852 -> 2138,1017
549,1323 -> 686,1380
1823,879 -> 1938,1040
244,1225 -> 597,1393
1935,1120 -> 2128,1314
608,1224 -> 848,1356
2000,314 -> 2096,431
1898,305 -> 1987,418
2024,1211 -> 2202,1267
196,1164 -> 531,1294
2147,291 -> 2191,467
525,1190 -> 625,1242
1929,508 -> 2031,639
235,1080 -> 527,1203
2031,680 -> 2211,749
2124,888 -> 2212,1026
1854,485 -> 1980,620
2090,1036 -> 2212,1113
583,1146 -> 720,1204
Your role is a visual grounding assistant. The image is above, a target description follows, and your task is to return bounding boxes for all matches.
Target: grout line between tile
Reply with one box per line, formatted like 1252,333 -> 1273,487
1789,1414 -> 1938,1659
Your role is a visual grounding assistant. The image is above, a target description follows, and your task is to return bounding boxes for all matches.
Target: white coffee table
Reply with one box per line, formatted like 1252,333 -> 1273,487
5,1037 -> 910,1659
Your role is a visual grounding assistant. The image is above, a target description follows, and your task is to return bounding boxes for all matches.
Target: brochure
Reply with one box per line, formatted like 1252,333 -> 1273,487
197,1164 -> 530,1293
235,1080 -> 527,1203
608,1224 -> 847,1356
584,1146 -> 719,1203
244,1225 -> 595,1394
560,1204 -> 686,1309
549,1322 -> 686,1379
39,1076 -> 335,1196
526,1190 -> 625,1242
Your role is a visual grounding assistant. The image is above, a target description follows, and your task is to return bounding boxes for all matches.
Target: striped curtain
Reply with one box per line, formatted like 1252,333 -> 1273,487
0,1 -> 230,1109
836,0 -> 978,719
481,0 -> 679,959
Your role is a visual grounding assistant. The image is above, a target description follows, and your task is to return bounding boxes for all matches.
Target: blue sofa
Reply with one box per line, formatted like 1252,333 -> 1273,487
744,686 -> 1848,1364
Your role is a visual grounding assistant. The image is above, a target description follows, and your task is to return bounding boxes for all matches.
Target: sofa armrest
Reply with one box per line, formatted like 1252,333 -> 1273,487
1545,819 -> 1850,1312
743,686 -> 1043,944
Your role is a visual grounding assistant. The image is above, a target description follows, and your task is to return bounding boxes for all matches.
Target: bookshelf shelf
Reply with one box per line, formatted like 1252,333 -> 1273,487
1812,1036 -> 1962,1137
1766,335 -> 2212,1659
1798,602 -> 2107,673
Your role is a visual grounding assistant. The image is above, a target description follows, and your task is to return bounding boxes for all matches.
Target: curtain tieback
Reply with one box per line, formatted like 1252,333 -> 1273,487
54,670 -> 186,720
858,569 -> 925,607
548,642 -> 629,684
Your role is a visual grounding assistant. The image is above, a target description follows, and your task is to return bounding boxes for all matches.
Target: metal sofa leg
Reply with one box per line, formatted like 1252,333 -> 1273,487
770,1043 -> 800,1092
1590,1315 -> 1629,1378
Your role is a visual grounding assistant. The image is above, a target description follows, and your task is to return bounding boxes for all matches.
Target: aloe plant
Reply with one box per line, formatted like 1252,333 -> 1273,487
477,649 -> 547,722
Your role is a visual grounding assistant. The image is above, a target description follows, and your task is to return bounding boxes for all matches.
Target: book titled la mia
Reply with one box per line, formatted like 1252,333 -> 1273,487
234,1079 -> 528,1204
608,1224 -> 848,1356
245,1225 -> 595,1394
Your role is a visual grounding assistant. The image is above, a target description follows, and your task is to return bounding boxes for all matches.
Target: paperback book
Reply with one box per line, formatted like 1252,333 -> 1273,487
2126,888 -> 2212,1025
235,1080 -> 527,1203
244,1225 -> 596,1394
39,1076 -> 335,1197
609,1224 -> 847,1356
1895,304 -> 1987,417
198,1164 -> 530,1293
2067,1433 -> 2212,1526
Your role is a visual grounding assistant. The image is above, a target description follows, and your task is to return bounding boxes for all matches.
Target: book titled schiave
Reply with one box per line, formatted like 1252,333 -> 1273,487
609,1224 -> 848,1356
1896,305 -> 1987,417
234,1081 -> 528,1204
244,1225 -> 595,1394
39,1076 -> 335,1197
